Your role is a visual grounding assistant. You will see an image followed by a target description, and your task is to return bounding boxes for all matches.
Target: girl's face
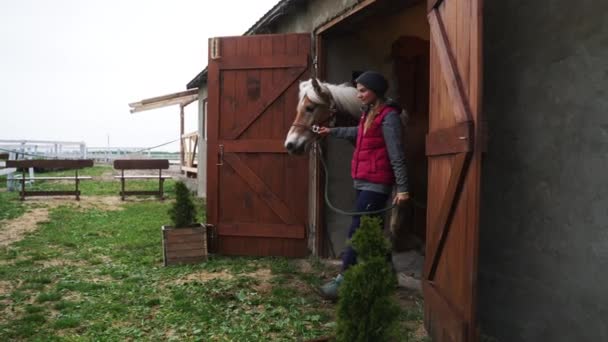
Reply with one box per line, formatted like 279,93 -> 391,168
356,84 -> 378,106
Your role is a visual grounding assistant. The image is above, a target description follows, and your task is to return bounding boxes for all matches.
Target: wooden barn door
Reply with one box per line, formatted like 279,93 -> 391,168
424,0 -> 483,341
207,33 -> 311,257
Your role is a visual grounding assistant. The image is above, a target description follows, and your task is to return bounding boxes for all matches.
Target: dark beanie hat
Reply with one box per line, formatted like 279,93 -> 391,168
355,71 -> 388,97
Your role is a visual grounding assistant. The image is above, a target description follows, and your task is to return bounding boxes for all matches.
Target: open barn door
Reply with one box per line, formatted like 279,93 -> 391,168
207,33 -> 311,257
424,0 -> 483,341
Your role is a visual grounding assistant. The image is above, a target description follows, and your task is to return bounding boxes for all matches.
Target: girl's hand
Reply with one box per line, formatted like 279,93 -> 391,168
393,192 -> 410,206
316,126 -> 331,136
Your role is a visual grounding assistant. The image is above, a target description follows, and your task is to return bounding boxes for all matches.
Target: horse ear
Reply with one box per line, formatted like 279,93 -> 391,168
311,78 -> 323,96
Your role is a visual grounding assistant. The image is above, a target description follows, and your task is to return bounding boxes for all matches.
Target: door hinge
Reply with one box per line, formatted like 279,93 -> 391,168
216,144 -> 224,166
210,37 -> 221,60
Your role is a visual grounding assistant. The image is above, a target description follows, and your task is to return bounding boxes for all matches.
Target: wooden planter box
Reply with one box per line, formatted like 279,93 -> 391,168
162,224 -> 207,266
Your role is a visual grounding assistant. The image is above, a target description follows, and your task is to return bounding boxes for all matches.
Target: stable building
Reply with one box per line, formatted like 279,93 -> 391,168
186,0 -> 608,341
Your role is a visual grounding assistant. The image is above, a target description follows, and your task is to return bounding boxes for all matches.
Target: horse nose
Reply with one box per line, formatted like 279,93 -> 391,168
286,142 -> 294,151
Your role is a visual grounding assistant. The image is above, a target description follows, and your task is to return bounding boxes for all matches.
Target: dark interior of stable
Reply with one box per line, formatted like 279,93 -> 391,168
319,0 -> 429,279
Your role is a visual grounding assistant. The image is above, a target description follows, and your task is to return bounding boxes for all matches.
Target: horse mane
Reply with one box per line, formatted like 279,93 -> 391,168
298,79 -> 361,118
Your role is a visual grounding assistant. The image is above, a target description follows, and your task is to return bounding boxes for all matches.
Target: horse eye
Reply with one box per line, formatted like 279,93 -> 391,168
305,105 -> 315,112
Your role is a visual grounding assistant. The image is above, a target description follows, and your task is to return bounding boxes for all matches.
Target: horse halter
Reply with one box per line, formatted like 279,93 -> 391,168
291,98 -> 338,135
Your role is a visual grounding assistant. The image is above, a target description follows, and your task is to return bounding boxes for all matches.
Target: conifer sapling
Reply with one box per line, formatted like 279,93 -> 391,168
168,181 -> 197,227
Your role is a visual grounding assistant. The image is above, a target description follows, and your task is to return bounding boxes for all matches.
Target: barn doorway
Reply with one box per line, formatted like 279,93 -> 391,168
316,0 -> 429,282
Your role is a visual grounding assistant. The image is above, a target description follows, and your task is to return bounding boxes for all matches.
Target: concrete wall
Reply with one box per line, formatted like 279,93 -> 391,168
273,0 -> 359,33
479,1 -> 608,341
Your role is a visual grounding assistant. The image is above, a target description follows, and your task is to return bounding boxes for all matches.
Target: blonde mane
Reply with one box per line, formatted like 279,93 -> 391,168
298,79 -> 361,118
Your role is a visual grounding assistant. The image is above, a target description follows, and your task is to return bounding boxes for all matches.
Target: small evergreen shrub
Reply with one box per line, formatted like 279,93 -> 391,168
336,216 -> 400,342
168,181 -> 197,227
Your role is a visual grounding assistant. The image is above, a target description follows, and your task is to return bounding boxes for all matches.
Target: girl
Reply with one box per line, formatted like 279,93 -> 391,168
317,71 -> 409,300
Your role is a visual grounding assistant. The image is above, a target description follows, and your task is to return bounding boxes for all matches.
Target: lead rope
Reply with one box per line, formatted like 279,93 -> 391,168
315,140 -> 425,216
316,142 -> 395,216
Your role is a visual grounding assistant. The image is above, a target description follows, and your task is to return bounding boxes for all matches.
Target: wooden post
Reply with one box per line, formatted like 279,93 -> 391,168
20,169 -> 25,201
159,169 -> 164,200
120,169 -> 125,201
180,105 -> 185,170
75,169 -> 80,200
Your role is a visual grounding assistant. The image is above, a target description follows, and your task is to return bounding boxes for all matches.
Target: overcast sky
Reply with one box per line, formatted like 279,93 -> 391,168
0,0 -> 279,152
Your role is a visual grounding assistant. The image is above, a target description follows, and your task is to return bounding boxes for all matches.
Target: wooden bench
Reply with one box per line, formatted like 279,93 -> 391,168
113,159 -> 171,200
5,159 -> 94,201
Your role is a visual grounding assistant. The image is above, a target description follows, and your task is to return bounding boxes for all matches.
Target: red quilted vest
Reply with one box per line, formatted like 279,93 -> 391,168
351,105 -> 397,185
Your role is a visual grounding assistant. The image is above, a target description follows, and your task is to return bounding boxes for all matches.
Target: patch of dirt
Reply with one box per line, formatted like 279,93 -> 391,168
174,270 -> 234,285
172,268 -> 277,295
0,196 -> 126,248
294,259 -> 314,273
0,280 -> 12,296
245,268 -> 273,282
246,269 -> 273,294
413,323 -> 428,340
0,208 -> 50,247
63,292 -> 84,302
38,259 -> 88,268
0,259 -> 17,266
92,255 -> 113,264
76,196 -> 124,211
88,274 -> 114,283
99,170 -> 115,182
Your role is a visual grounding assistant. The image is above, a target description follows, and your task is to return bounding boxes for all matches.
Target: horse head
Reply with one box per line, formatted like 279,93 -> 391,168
285,78 -> 358,155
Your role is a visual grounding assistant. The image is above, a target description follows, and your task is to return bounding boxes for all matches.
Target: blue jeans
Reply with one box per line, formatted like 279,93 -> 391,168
341,190 -> 390,272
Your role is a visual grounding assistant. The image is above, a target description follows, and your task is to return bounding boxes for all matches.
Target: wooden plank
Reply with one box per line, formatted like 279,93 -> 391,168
315,0 -> 378,34
181,166 -> 197,174
22,191 -> 79,196
222,140 -> 287,153
120,191 -> 161,196
0,153 -> 8,160
218,223 -> 305,239
129,94 -> 198,113
428,9 -> 471,124
113,175 -> 171,179
22,176 -> 92,180
113,159 -> 169,170
423,281 -> 467,341
227,66 -> 307,139
164,242 -> 206,251
164,256 -> 207,265
223,153 -> 296,225
219,55 -> 308,70
427,0 -> 445,12
162,226 -> 205,236
6,159 -> 94,169
164,234 -> 204,243
165,249 -> 206,258
132,88 -> 199,106
426,122 -> 472,156
207,37 -> 221,229
181,131 -> 198,139
425,153 -> 470,279
218,236 -> 308,257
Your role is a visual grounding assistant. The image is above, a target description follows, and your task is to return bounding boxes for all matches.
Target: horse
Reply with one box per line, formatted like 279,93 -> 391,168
284,78 -> 361,155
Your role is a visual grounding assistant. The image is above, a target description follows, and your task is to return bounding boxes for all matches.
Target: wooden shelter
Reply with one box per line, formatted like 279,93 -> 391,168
128,88 -> 201,177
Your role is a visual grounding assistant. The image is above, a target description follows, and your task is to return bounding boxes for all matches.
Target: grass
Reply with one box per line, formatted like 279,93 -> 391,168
0,170 -> 426,341
0,191 -> 26,221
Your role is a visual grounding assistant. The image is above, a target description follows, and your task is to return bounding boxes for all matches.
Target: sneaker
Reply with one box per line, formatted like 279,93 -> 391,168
319,274 -> 343,301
